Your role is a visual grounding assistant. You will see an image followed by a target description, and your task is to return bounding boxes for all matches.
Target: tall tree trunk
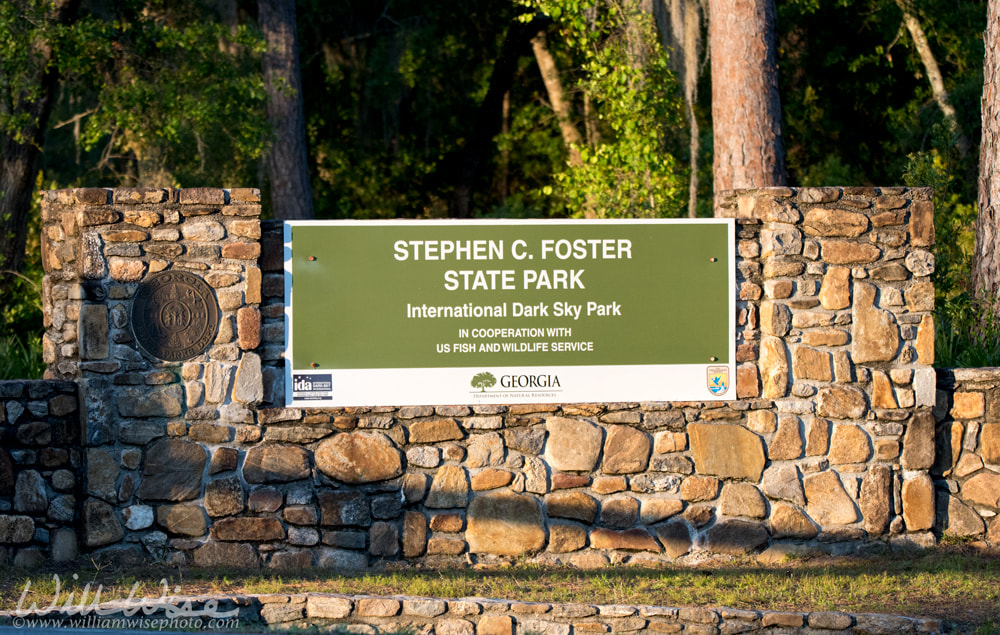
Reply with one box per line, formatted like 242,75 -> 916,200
531,30 -> 584,167
259,0 -> 314,220
973,0 -> 1000,308
708,0 -> 786,210
896,2 -> 971,157
450,16 -> 547,218
653,0 -> 706,217
0,0 -> 79,287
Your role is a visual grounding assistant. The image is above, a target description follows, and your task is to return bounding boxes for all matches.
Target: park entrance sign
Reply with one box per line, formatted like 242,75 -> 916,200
283,219 -> 735,406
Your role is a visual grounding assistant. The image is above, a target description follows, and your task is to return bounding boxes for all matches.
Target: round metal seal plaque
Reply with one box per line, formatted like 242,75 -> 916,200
131,271 -> 220,361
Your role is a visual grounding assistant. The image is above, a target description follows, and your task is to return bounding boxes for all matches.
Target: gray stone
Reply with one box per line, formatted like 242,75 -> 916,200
317,548 -> 367,570
406,446 -> 440,468
87,448 -> 119,502
192,541 -> 259,568
369,521 -> 399,556
123,504 -> 154,530
655,521 -> 692,558
83,498 -> 124,547
117,385 -> 183,418
137,439 -> 207,501
79,304 -> 109,360
119,420 -> 165,445
48,495 -> 76,522
504,426 -> 547,455
544,417 -> 603,471
232,353 -> 263,404
467,492 -> 546,556
901,412 -> 935,470
14,471 -> 47,513
522,455 -> 548,494
307,597 -> 353,619
16,421 -> 51,446
319,490 -> 371,527
205,362 -> 233,404
467,432 -> 505,467
50,528 -> 78,562
0,515 -> 35,543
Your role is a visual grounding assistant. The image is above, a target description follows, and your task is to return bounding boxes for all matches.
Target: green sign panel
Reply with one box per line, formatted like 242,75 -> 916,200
284,219 -> 735,406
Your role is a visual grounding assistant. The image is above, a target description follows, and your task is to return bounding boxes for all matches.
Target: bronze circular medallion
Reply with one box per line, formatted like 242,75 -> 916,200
131,270 -> 220,361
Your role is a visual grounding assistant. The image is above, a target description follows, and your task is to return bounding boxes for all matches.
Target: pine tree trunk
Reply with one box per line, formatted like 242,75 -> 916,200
708,0 -> 785,208
973,0 -> 1000,307
531,30 -> 584,167
259,0 -> 314,220
0,0 -> 79,288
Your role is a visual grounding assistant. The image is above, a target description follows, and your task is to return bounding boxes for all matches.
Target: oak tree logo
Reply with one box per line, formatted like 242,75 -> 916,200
471,371 -> 496,392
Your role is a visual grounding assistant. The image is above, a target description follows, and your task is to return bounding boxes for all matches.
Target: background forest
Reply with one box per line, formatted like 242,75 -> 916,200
0,0 -> 990,377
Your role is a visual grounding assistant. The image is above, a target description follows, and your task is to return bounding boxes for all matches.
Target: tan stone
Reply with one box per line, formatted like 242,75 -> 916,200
471,468 -> 512,491
689,424 -> 765,481
770,503 -> 819,539
108,258 -> 147,282
427,537 -> 466,555
816,385 -> 868,419
951,392 -> 985,420
602,425 -> 651,474
859,464 -> 891,535
792,347 -> 832,382
915,315 -> 934,364
600,496 -> 639,528
805,417 -> 829,456
402,511 -> 427,557
747,410 -> 777,435
822,241 -> 881,264
548,523 -> 587,553
466,492 -> 546,555
211,517 -> 284,541
592,476 -> 627,494
803,209 -> 868,237
766,280 -> 794,299
760,301 -> 792,336
243,445 -> 310,483
426,465 -> 469,508
545,417 -> 603,471
551,473 -> 591,489
680,476 -> 720,502
654,431 -> 687,453
901,473 -> 935,531
736,363 -> 760,399
804,471 -> 858,525
954,449 -> 983,477
759,336 -> 788,399
852,281 -> 900,362
961,471 -> 1000,508
769,414 -> 803,460
906,281 -> 935,311
315,432 -> 403,484
639,498 -> 684,524
819,266 -> 852,310
792,311 -> 835,328
589,528 -> 660,552
801,328 -> 849,347
547,491 -> 598,523
429,513 -> 463,533
982,423 -> 1000,464
157,505 -> 207,536
828,425 -> 871,464
870,371 -> 897,409
719,483 -> 767,518
875,439 -> 900,461
409,419 -> 464,443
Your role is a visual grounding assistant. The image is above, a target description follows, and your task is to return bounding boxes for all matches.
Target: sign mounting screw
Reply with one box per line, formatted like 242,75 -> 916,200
709,356 -> 718,362
709,257 -> 717,262
308,256 -> 317,261
311,362 -> 319,368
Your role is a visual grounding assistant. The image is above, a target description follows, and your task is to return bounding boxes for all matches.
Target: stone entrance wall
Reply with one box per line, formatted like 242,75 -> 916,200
3,185 -> 979,568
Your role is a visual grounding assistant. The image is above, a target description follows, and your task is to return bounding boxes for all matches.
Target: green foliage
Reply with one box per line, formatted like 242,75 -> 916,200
519,0 -> 686,218
0,177 -> 45,380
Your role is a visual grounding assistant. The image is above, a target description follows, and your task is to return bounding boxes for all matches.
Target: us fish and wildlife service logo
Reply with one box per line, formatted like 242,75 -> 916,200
707,366 -> 730,396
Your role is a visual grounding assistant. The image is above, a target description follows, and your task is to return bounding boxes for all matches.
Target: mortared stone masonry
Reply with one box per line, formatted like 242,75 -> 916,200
2,185 -> 997,570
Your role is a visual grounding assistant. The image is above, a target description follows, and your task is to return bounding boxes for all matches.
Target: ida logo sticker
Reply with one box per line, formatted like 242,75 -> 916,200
706,366 -> 729,396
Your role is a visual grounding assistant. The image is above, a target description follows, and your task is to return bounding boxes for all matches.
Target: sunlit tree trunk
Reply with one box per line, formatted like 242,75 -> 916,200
973,0 -> 1000,309
708,0 -> 785,211
260,0 -> 314,220
531,30 -> 584,167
